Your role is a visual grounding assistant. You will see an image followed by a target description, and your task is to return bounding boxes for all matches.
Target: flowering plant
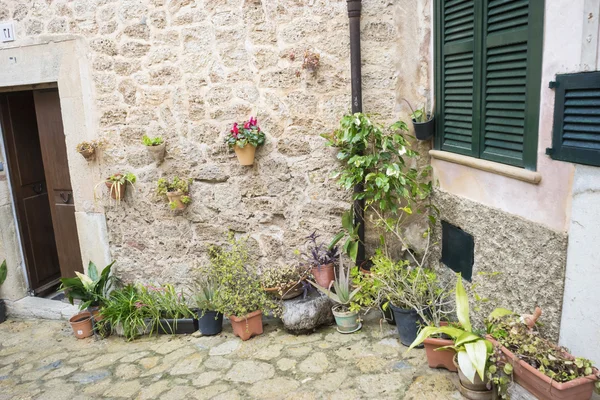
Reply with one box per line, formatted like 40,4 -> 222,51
224,117 -> 266,148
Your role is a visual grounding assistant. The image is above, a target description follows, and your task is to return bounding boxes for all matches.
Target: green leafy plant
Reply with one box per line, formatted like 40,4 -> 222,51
142,135 -> 164,146
487,311 -> 600,394
137,284 -> 195,334
309,257 -> 362,313
403,99 -> 430,123
98,285 -> 150,341
94,172 -> 137,203
157,176 -> 192,209
194,279 -> 218,313
208,233 -> 280,318
59,261 -> 118,311
323,113 -> 432,261
225,117 -> 266,149
0,260 -> 6,287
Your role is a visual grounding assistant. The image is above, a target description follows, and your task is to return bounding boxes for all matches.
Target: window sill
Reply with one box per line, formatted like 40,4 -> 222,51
429,150 -> 542,185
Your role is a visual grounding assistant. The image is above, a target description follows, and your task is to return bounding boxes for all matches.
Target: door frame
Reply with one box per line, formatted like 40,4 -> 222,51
0,38 -> 111,299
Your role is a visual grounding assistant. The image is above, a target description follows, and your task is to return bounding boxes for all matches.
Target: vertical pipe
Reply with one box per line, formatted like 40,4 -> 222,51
347,0 -> 365,266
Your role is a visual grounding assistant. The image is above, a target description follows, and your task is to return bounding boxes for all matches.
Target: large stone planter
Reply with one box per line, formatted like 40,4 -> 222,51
281,290 -> 334,334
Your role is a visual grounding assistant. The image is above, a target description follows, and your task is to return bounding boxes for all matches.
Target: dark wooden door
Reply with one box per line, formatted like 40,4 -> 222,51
33,89 -> 83,279
0,92 -> 61,291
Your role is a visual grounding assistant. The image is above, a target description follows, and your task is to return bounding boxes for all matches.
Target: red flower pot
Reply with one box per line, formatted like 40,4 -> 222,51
229,310 -> 263,341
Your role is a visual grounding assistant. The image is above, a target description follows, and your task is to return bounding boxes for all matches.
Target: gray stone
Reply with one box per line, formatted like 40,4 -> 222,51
225,360 -> 274,383
281,290 -> 334,334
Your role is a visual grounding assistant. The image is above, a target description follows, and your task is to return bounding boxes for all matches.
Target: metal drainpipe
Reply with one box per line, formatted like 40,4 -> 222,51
347,0 -> 365,266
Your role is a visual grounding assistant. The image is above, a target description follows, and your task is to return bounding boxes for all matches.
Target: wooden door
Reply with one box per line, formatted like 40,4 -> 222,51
33,89 -> 83,279
0,92 -> 61,291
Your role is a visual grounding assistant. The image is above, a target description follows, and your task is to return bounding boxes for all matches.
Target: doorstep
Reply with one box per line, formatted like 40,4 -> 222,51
4,296 -> 79,320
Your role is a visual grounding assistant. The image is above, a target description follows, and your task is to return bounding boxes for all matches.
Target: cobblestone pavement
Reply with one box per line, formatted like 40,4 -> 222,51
0,315 -> 465,399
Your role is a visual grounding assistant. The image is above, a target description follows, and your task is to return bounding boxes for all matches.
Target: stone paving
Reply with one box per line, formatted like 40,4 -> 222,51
0,315 -> 465,400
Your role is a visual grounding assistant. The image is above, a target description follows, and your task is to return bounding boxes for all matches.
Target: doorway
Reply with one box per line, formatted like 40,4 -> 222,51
0,88 -> 83,296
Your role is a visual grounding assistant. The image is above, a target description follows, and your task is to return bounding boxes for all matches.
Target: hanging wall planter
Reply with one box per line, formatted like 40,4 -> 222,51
412,116 -> 435,141
76,140 -> 103,162
224,117 -> 265,166
143,135 -> 166,164
98,172 -> 137,203
157,177 -> 192,210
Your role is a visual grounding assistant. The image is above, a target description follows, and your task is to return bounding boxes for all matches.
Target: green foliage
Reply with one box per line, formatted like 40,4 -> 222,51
208,233 -> 280,318
322,113 -> 433,261
194,279 -> 218,312
309,257 -> 361,312
0,260 -> 6,286
98,285 -> 149,341
94,172 -> 137,204
329,209 -> 360,262
142,135 -> 164,146
224,117 -> 266,148
157,176 -> 192,196
488,312 -> 600,390
59,261 -> 118,310
261,265 -> 310,291
137,284 -> 195,333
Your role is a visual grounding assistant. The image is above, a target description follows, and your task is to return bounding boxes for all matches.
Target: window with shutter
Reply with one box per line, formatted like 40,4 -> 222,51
434,0 -> 544,171
548,72 -> 600,167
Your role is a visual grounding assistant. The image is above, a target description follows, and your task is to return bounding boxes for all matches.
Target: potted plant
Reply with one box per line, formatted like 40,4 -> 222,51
302,231 -> 339,289
224,116 -> 265,165
95,172 -> 136,203
487,309 -> 600,400
194,277 -> 223,336
139,284 -> 197,335
0,260 -> 7,324
98,285 -> 151,341
209,234 -> 280,341
262,264 -> 310,300
59,261 -> 118,338
76,140 -> 103,161
309,256 -> 362,334
156,176 -> 192,210
404,99 -> 434,141
142,135 -> 166,164
408,276 -> 510,400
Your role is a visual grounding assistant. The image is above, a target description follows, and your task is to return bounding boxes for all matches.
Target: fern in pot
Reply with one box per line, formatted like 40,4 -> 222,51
309,256 -> 362,334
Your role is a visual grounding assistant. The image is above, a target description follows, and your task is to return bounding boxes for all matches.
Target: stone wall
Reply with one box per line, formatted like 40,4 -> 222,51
430,189 -> 568,341
0,0 -> 432,287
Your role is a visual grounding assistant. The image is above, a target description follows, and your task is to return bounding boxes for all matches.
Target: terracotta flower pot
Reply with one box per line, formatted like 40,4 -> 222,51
78,147 -> 95,161
488,337 -> 599,400
264,280 -> 305,300
146,142 -> 166,164
229,310 -> 263,341
311,264 -> 335,288
233,144 -> 256,166
105,180 -> 127,200
424,337 -> 457,371
166,191 -> 188,210
69,311 -> 93,339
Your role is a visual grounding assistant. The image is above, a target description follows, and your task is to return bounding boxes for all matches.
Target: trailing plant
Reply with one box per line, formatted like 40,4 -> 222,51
137,284 -> 195,333
94,172 -> 137,203
0,260 -> 6,287
408,275 -> 513,397
302,231 -> 339,269
323,113 -> 433,261
98,285 -> 150,341
157,176 -> 192,209
142,135 -> 164,146
487,311 -> 600,394
59,261 -> 118,310
209,233 -> 280,318
261,264 -> 310,296
224,117 -> 266,149
309,256 -> 361,312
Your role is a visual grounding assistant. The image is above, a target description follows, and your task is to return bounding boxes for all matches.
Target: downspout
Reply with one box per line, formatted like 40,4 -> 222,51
347,0 -> 365,266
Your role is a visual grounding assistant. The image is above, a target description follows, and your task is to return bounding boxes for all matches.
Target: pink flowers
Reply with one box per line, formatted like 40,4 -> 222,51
134,301 -> 147,309
231,123 -> 239,138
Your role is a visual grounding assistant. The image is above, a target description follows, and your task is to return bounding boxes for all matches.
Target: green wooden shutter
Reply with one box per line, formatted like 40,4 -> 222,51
436,0 -> 480,157
480,0 -> 544,170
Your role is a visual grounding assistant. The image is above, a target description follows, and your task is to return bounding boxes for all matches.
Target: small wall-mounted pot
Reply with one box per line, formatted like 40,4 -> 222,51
105,180 -> 127,200
234,144 -> 256,166
146,142 -> 166,164
78,147 -> 96,161
166,191 -> 188,210
412,116 -> 435,141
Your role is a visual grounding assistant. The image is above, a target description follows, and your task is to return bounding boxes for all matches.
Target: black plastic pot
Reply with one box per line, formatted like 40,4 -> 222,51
381,302 -> 395,325
0,299 -> 5,324
390,303 -> 423,347
155,318 -> 199,334
197,310 -> 223,336
412,116 -> 435,141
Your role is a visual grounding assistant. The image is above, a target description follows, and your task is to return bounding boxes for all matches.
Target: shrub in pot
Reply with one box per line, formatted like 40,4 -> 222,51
95,172 -> 136,204
138,284 -> 197,335
59,261 -> 118,338
261,264 -> 310,300
224,117 -> 265,166
194,277 -> 223,336
157,176 -> 192,210
487,309 -> 600,400
309,256 -> 362,334
209,234 -> 280,341
142,135 -> 166,164
302,231 -> 339,289
0,260 -> 7,324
